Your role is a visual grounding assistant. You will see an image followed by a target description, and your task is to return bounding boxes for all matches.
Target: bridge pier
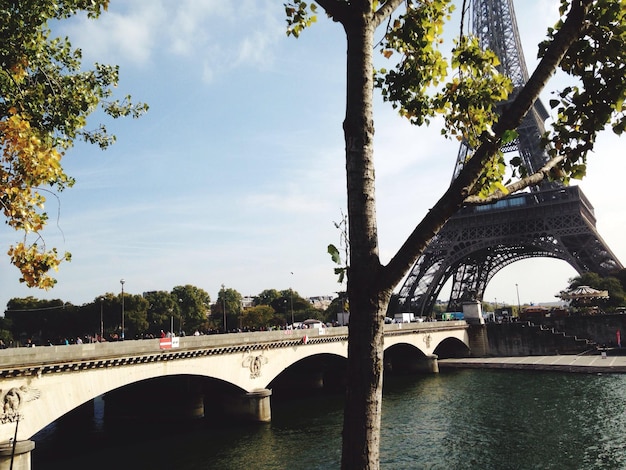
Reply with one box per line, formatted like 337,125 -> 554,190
468,324 -> 490,357
222,388 -> 272,423
384,353 -> 439,374
0,440 -> 34,470
245,389 -> 272,422
415,354 -> 439,373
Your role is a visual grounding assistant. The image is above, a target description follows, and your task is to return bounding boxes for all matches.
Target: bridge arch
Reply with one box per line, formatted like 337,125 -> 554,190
268,353 -> 348,396
0,324 -> 469,446
433,337 -> 471,358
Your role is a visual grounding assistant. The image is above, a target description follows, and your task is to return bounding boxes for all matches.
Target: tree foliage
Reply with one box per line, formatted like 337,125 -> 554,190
4,284 -> 213,342
215,285 -> 242,330
172,284 -> 211,333
285,0 -> 626,468
144,290 -> 180,334
121,293 -> 149,338
241,305 -> 276,329
1,0 -> 147,288
253,288 -> 281,307
568,272 -> 626,309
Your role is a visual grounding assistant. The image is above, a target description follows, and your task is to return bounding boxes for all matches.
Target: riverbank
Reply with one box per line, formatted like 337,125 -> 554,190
439,352 -> 626,374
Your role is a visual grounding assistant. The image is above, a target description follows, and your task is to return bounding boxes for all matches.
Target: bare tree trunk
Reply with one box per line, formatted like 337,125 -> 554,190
340,10 -> 392,470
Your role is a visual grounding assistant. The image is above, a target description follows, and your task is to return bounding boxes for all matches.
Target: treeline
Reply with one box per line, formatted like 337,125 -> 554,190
1,286 -> 347,346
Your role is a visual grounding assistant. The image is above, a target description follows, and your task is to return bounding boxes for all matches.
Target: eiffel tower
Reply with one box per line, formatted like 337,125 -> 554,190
396,0 -> 623,315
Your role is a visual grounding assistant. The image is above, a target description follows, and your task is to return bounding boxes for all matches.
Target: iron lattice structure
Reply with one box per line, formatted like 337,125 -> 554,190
397,0 -> 623,314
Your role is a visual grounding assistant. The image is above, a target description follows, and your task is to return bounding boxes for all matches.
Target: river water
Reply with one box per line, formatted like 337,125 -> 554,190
32,369 -> 626,469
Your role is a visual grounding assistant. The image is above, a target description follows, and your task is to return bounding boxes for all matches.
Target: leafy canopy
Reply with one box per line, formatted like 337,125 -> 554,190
286,0 -> 626,198
1,0 -> 147,288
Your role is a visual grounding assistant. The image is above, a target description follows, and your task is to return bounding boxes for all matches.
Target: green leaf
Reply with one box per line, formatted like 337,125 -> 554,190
328,244 -> 342,265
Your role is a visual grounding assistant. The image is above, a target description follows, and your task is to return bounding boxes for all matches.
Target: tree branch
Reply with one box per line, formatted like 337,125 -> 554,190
373,0 -> 404,28
464,154 -> 566,204
315,0 -> 351,23
381,0 -> 594,289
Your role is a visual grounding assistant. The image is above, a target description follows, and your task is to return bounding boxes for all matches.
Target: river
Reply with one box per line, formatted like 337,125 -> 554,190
32,369 -> 626,469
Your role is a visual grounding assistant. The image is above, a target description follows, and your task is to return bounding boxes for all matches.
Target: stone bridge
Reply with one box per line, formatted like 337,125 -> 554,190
0,322 -> 468,469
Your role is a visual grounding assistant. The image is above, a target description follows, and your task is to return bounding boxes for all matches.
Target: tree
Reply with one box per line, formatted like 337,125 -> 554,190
93,293 -> 119,338
241,305 -> 275,330
270,289 -> 313,323
172,285 -> 211,334
325,293 -> 348,318
215,286 -> 243,331
120,293 -> 149,339
5,296 -> 66,342
143,290 -> 179,335
285,0 -> 626,467
0,0 -> 147,288
254,289 -> 281,306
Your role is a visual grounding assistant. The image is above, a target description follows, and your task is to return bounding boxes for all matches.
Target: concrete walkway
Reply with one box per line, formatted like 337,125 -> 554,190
439,353 -> 626,373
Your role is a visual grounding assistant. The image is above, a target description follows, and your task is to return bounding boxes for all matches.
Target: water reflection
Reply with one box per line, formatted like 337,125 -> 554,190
33,370 -> 626,469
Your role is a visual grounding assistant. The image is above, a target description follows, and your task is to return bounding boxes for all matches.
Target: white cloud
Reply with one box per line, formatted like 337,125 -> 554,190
61,3 -> 165,65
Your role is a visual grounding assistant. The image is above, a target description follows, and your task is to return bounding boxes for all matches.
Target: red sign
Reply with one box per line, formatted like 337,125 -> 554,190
159,337 -> 179,349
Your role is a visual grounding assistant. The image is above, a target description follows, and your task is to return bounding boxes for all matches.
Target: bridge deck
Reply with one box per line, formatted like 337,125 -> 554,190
0,322 -> 467,375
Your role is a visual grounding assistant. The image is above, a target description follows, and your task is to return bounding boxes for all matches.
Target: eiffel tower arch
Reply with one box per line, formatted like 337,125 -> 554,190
396,0 -> 623,315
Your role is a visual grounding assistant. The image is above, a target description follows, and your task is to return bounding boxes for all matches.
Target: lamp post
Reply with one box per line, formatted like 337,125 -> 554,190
516,283 -> 521,316
178,298 -> 184,336
120,279 -> 125,340
290,271 -> 294,326
221,284 -> 227,333
99,298 -> 104,340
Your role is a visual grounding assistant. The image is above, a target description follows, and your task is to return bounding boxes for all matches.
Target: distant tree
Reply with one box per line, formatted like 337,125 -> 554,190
144,290 -> 179,334
121,293 -> 149,339
93,293 -> 119,338
172,285 -> 211,334
432,302 -> 446,317
5,297 -> 66,342
241,305 -> 275,330
326,294 -> 348,318
254,289 -> 281,306
601,278 -> 625,309
0,316 -> 12,346
568,272 -> 604,290
271,289 -> 315,324
615,269 -> 626,293
214,286 -> 243,331
1,0 -> 147,288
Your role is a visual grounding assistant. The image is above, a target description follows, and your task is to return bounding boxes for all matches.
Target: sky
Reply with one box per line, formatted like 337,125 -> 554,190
1,0 -> 624,311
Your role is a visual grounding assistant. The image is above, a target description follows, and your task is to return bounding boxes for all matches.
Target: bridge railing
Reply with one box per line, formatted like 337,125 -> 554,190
0,327 -> 347,370
0,321 -> 467,371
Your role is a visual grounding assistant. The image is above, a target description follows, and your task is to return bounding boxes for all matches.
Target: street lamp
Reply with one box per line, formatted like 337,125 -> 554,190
290,272 -> 294,326
120,279 -> 125,340
221,284 -> 227,333
178,298 -> 184,336
516,283 -> 521,316
99,298 -> 104,340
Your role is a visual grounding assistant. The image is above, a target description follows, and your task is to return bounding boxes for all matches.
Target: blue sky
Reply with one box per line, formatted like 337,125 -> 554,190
1,0 -> 624,311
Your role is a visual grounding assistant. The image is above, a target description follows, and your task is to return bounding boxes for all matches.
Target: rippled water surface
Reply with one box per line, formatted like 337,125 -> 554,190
33,370 -> 626,469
